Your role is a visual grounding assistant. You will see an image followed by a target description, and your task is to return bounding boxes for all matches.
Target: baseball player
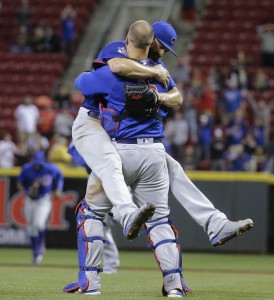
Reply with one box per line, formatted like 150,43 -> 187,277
65,21 -> 254,285
17,151 -> 64,265
92,21 -> 254,247
65,20 -> 191,297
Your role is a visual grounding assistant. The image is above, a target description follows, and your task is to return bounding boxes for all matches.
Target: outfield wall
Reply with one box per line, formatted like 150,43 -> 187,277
0,168 -> 273,253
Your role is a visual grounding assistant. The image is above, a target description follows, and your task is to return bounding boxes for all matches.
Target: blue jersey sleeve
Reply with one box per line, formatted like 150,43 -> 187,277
74,71 -> 108,97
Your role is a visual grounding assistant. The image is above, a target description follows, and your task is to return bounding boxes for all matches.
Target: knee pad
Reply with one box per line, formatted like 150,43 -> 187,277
142,217 -> 192,295
76,201 -> 110,291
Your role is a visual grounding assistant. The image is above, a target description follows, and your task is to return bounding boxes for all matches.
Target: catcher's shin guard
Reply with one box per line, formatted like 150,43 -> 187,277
142,217 -> 192,295
76,201 -> 109,292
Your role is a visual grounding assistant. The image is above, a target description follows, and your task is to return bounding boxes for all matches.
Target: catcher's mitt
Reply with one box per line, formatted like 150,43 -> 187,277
124,84 -> 159,117
28,180 -> 40,199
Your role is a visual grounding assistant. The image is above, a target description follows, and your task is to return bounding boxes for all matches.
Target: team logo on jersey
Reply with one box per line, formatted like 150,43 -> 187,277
118,47 -> 127,55
171,37 -> 176,44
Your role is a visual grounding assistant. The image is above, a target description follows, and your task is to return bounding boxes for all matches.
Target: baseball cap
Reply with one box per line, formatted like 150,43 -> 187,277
32,151 -> 46,163
151,22 -> 177,56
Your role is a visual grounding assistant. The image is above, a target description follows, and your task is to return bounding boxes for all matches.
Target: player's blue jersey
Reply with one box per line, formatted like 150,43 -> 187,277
75,64 -> 172,139
81,41 -> 176,113
17,162 -> 64,200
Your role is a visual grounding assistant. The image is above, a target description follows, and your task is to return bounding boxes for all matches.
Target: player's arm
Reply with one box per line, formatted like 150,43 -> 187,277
159,87 -> 183,108
108,58 -> 170,88
75,70 -> 107,96
52,168 -> 64,199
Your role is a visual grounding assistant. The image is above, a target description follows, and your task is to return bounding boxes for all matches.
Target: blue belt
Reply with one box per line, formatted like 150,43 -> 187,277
87,110 -> 100,119
115,138 -> 163,144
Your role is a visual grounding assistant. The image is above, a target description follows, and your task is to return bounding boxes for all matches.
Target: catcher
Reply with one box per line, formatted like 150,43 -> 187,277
17,151 -> 64,265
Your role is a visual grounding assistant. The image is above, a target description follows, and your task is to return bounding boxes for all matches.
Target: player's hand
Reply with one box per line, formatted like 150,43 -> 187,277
153,65 -> 170,88
54,190 -> 63,199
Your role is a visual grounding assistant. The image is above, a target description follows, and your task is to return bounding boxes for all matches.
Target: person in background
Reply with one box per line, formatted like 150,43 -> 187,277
0,133 -> 18,168
17,151 -> 64,265
60,4 -> 76,56
14,95 -> 40,143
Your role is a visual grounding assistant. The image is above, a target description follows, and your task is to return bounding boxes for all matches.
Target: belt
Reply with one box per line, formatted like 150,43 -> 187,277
87,110 -> 100,119
115,138 -> 163,144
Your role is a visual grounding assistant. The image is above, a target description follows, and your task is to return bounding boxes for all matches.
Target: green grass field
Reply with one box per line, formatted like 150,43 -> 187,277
0,248 -> 274,300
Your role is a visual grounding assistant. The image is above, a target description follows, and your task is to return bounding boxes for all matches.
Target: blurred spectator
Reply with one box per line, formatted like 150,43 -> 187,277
222,78 -> 245,120
257,23 -> 274,68
190,67 -> 206,96
207,65 -> 222,92
182,88 -> 198,143
43,26 -> 61,52
251,68 -> 269,91
53,108 -> 74,138
172,55 -> 190,86
10,25 -> 32,53
181,0 -> 196,23
182,144 -> 198,170
30,25 -> 46,52
70,90 -> 84,113
197,82 -> 217,115
211,125 -> 226,171
226,108 -> 247,148
25,132 -> 49,154
229,55 -> 248,89
35,96 -> 58,140
52,83 -> 71,109
47,135 -> 72,168
60,4 -> 76,56
15,0 -> 32,30
0,133 -> 17,168
165,110 -> 189,164
197,112 -> 212,162
14,95 -> 40,143
251,117 -> 266,147
225,145 -> 254,172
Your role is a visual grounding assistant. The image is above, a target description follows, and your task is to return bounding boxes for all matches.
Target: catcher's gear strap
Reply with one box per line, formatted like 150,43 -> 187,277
79,236 -> 110,245
147,237 -> 179,250
81,200 -> 105,218
141,217 -> 171,236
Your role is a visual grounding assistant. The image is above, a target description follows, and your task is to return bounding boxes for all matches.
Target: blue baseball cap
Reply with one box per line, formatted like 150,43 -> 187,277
32,151 -> 46,163
152,22 -> 177,56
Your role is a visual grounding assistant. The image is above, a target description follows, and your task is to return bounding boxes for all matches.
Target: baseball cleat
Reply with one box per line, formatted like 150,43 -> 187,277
211,218 -> 254,247
63,281 -> 80,293
32,254 -> 43,265
76,289 -> 101,295
167,289 -> 186,298
124,203 -> 156,240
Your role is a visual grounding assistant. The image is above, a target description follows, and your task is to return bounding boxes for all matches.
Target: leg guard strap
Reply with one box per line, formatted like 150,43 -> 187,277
79,236 -> 110,244
81,200 -> 105,218
141,217 -> 172,236
148,237 -> 179,250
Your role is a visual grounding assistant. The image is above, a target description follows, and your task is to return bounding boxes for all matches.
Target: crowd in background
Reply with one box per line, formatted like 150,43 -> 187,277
10,0 -> 76,56
0,0 -> 274,173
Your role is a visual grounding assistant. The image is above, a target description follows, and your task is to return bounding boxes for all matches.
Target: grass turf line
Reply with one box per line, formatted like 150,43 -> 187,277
0,248 -> 274,299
